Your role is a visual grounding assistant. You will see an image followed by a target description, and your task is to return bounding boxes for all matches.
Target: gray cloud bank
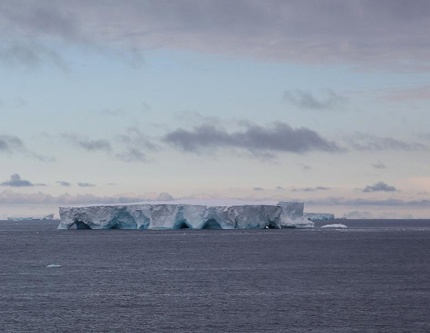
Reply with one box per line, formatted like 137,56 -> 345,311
2,1 -> 430,70
1,174 -> 34,187
164,122 -> 340,156
58,120 -> 430,162
363,181 -> 397,193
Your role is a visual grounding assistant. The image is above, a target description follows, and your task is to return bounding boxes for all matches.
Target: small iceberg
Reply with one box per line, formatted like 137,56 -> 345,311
321,224 -> 347,229
46,264 -> 62,268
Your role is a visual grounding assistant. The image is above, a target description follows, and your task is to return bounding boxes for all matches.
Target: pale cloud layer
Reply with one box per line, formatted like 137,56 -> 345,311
346,133 -> 428,152
65,134 -> 112,153
283,90 -> 347,110
0,134 -> 55,161
2,1 -> 430,69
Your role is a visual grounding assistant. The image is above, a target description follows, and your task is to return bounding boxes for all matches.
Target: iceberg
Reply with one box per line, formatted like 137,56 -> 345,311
7,213 -> 55,221
321,223 -> 347,229
58,200 -> 314,230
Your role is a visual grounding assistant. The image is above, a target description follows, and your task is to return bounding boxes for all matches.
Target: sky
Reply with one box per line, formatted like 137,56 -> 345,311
1,0 -> 430,218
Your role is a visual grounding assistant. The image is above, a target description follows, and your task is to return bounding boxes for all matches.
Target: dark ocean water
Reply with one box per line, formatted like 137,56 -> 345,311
1,220 -> 430,332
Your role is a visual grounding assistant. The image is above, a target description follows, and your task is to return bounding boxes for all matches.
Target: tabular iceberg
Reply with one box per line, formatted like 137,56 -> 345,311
57,200 -> 314,230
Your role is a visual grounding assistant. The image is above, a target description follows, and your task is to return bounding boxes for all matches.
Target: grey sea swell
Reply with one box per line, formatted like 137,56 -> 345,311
1,220 -> 430,332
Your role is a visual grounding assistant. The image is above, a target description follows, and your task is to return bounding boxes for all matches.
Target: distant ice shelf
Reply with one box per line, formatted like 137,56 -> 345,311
7,213 -> 55,221
57,200 -> 314,230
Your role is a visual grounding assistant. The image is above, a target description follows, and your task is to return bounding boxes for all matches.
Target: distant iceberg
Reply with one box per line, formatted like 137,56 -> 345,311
57,200 -> 315,230
7,213 -> 55,221
321,223 -> 347,229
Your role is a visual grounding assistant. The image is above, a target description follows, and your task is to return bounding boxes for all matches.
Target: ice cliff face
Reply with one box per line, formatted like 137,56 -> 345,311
58,200 -> 313,230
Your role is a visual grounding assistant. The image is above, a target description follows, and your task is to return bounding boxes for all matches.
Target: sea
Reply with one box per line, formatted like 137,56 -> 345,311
1,219 -> 430,332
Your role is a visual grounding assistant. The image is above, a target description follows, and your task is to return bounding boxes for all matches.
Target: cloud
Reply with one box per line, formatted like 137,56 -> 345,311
56,181 -> 71,187
0,174 -> 34,187
363,181 -> 397,193
275,186 -> 285,190
0,134 -> 25,153
116,127 -> 159,163
347,133 -> 428,151
379,85 -> 430,102
77,182 -> 96,188
65,134 -> 112,152
156,192 -> 174,201
372,161 -> 387,169
0,134 -> 55,161
292,186 -> 331,192
0,189 -> 174,205
253,187 -> 265,191
64,130 -> 158,163
0,42 -> 68,70
2,1 -> 430,70
163,121 -> 341,157
118,127 -> 159,151
306,197 -> 430,207
116,148 -> 148,163
283,90 -> 347,110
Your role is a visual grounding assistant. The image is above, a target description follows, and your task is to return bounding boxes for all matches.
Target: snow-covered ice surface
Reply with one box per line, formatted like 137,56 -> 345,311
321,224 -> 348,229
304,213 -> 335,220
58,200 -> 313,230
